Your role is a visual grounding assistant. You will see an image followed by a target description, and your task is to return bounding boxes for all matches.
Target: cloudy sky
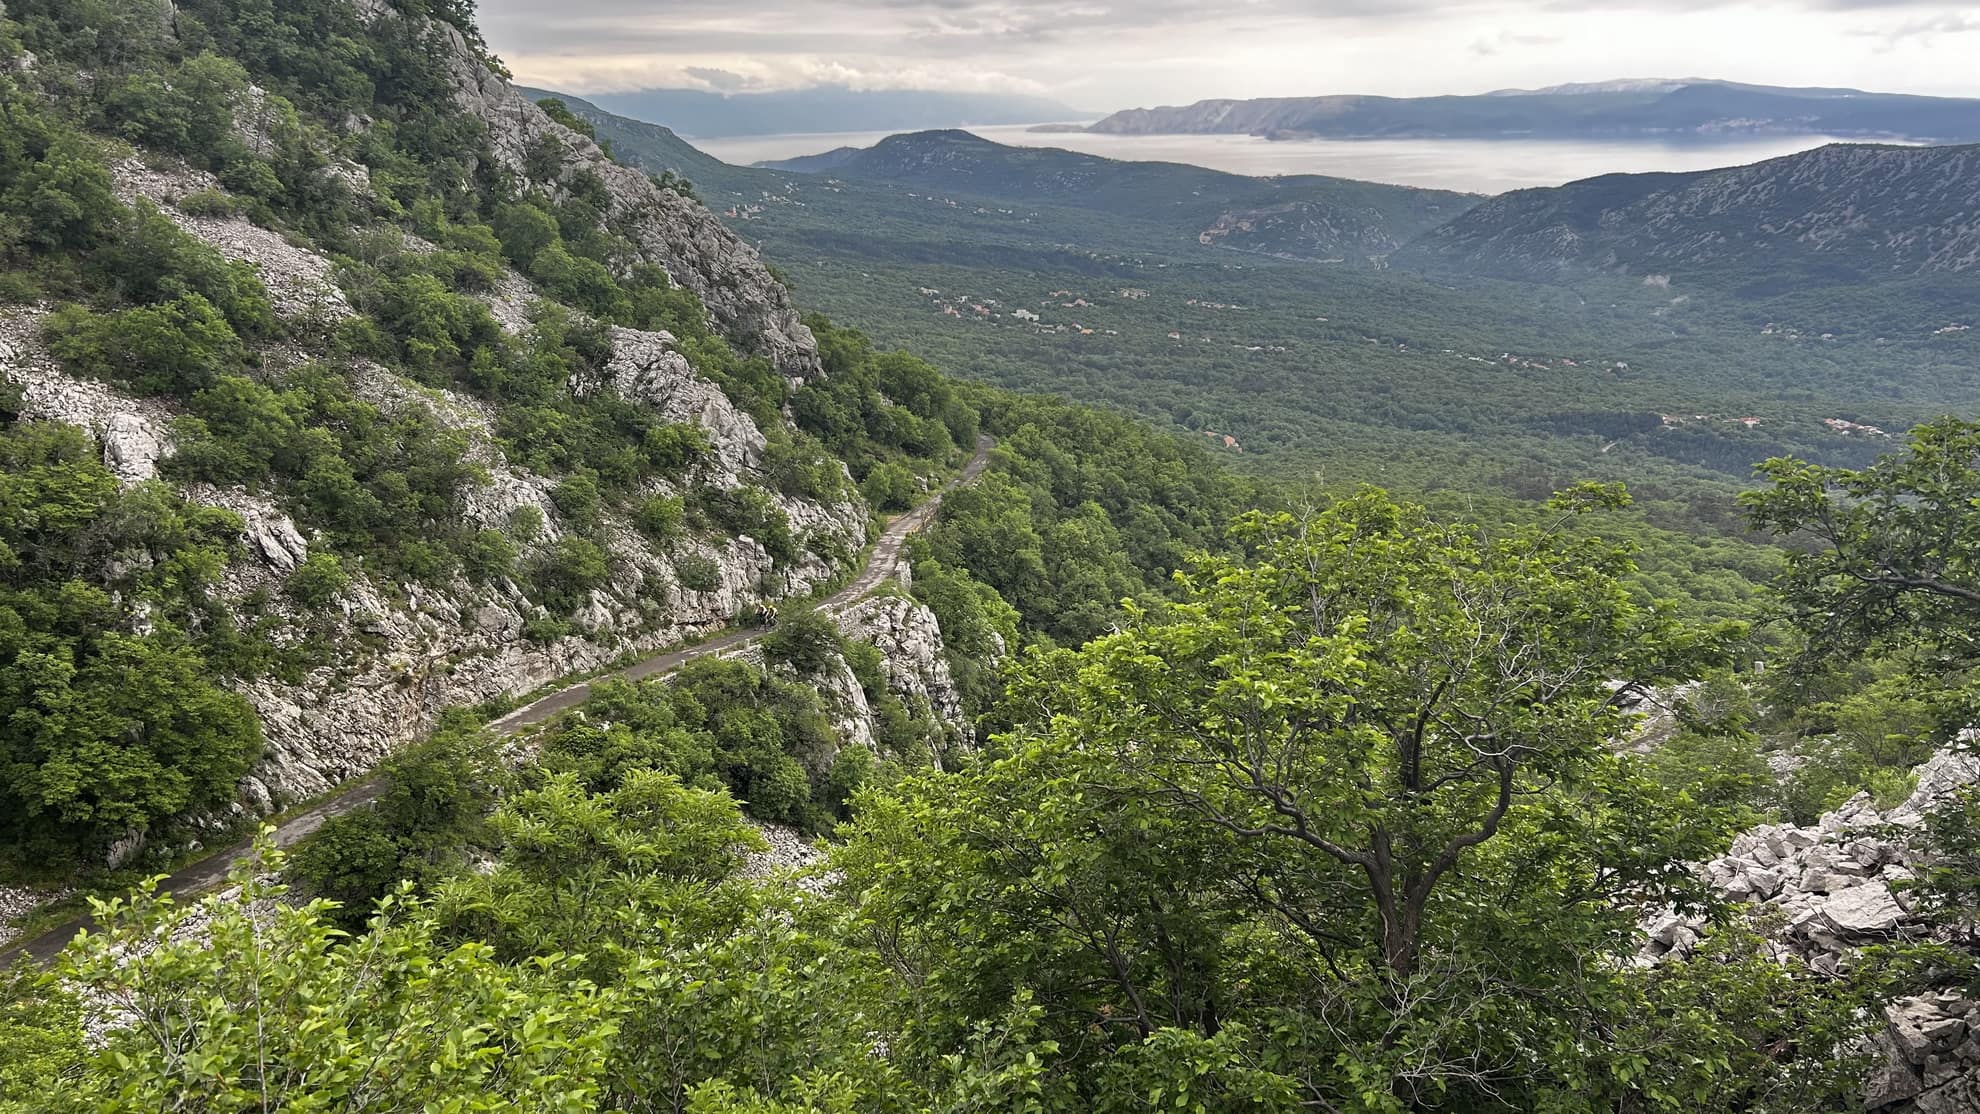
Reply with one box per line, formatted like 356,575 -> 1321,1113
476,0 -> 1980,109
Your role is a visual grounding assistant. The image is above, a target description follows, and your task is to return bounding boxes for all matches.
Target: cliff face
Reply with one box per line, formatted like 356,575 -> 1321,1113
345,0 -> 819,380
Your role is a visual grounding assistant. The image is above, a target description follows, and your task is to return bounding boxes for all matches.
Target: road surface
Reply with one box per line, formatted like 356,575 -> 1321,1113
2,436 -> 993,967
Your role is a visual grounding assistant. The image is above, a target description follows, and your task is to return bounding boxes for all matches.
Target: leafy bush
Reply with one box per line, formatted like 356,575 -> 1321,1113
760,608 -> 843,676
634,493 -> 684,547
675,552 -> 720,593
285,552 -> 350,609
46,294 -> 245,396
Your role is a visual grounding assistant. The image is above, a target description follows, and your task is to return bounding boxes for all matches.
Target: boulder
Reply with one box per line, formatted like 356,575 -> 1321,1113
1815,882 -> 1908,936
101,412 -> 170,482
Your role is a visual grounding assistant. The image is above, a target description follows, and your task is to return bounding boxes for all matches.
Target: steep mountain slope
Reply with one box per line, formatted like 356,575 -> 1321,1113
1086,80 -> 1980,142
516,87 -> 752,193
760,129 -> 1478,261
0,0 -> 985,876
1396,142 -> 1980,286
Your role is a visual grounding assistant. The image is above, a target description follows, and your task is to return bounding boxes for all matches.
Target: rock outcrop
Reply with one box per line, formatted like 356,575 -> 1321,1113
343,0 -> 819,380
835,593 -> 966,729
2,307 -> 867,816
2,309 -> 177,482
1640,751 -> 1980,1112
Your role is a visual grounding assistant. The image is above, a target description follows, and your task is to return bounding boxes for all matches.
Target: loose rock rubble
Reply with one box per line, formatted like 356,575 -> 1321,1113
1640,750 -> 1980,1111
2,310 -> 178,483
111,158 -> 355,327
0,883 -> 70,950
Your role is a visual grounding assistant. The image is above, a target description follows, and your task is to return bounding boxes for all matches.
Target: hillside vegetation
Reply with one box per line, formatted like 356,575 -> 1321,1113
4,3 -> 1980,1113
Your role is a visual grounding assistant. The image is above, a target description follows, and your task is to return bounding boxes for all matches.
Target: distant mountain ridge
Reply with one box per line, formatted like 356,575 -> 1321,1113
1082,80 -> 1980,143
538,90 -> 1980,297
759,129 -> 1478,262
1396,142 -> 1980,286
574,86 -> 1082,139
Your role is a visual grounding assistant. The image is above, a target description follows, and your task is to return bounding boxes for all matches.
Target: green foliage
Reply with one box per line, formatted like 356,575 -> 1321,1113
0,420 -> 260,867
759,606 -> 843,676
673,553 -> 720,595
169,365 -> 481,584
529,535 -> 611,615
46,293 -> 246,395
539,662 -> 845,829
796,318 -> 975,488
695,485 -> 798,564
285,550 -> 349,608
832,489 -> 1754,1111
289,723 -> 510,929
860,460 -> 918,511
635,492 -> 685,548
1747,417 -> 1980,697
0,964 -> 86,1114
59,840 -> 618,1112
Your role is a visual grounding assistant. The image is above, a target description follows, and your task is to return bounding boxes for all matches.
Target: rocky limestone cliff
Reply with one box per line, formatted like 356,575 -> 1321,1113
0,139 -> 891,818
1639,751 -> 1980,1112
343,0 -> 819,380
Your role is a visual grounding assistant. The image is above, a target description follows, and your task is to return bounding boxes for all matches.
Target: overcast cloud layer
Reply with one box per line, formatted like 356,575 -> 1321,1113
476,0 -> 1980,109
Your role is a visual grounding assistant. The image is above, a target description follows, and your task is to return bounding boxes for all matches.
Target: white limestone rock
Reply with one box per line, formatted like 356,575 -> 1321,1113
834,594 -> 967,728
110,159 -> 354,327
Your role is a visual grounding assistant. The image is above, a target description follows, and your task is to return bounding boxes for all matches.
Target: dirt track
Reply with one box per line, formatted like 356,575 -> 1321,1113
1,436 -> 993,968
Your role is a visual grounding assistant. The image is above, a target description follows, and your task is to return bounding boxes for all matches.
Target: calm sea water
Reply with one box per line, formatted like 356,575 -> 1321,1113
693,124 -> 1859,195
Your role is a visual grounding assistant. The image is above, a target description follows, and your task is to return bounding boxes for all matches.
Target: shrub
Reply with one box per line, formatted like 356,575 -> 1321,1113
760,608 -> 843,676
675,552 -> 720,593
550,470 -> 602,530
635,494 -> 684,547
46,294 -> 243,396
285,552 -> 349,609
529,535 -> 610,614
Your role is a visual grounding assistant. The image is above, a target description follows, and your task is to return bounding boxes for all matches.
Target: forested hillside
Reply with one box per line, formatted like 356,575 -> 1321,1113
554,94 -> 1980,534
1401,142 -> 1980,286
4,2 -> 1980,1113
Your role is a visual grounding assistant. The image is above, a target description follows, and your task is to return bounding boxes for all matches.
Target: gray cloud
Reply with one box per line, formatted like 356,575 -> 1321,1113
474,0 -> 1980,105
683,66 -> 757,92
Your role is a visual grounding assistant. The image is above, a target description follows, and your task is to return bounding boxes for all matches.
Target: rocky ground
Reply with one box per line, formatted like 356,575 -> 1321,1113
1639,750 -> 1980,1112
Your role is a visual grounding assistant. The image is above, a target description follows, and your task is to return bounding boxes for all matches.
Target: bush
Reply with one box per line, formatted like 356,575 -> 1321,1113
550,470 -> 602,530
46,294 -> 244,396
635,494 -> 684,547
462,529 -> 517,584
285,552 -> 349,609
760,608 -> 844,676
529,535 -> 610,614
675,552 -> 720,593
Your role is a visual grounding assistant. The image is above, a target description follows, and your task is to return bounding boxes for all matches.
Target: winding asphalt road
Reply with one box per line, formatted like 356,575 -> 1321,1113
1,436 -> 993,968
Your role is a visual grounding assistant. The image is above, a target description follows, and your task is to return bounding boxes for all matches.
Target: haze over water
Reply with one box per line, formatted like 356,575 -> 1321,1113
693,124 -> 1858,194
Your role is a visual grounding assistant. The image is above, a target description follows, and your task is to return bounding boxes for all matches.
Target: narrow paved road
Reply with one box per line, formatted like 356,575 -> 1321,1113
2,436 -> 993,968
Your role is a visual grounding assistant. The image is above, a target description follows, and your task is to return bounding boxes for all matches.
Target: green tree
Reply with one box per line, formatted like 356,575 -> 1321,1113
760,607 -> 843,676
1746,418 -> 1980,691
838,487 -> 1743,1110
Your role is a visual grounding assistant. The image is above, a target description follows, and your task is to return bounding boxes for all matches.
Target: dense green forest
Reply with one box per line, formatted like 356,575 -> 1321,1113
4,0 -> 1980,1111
